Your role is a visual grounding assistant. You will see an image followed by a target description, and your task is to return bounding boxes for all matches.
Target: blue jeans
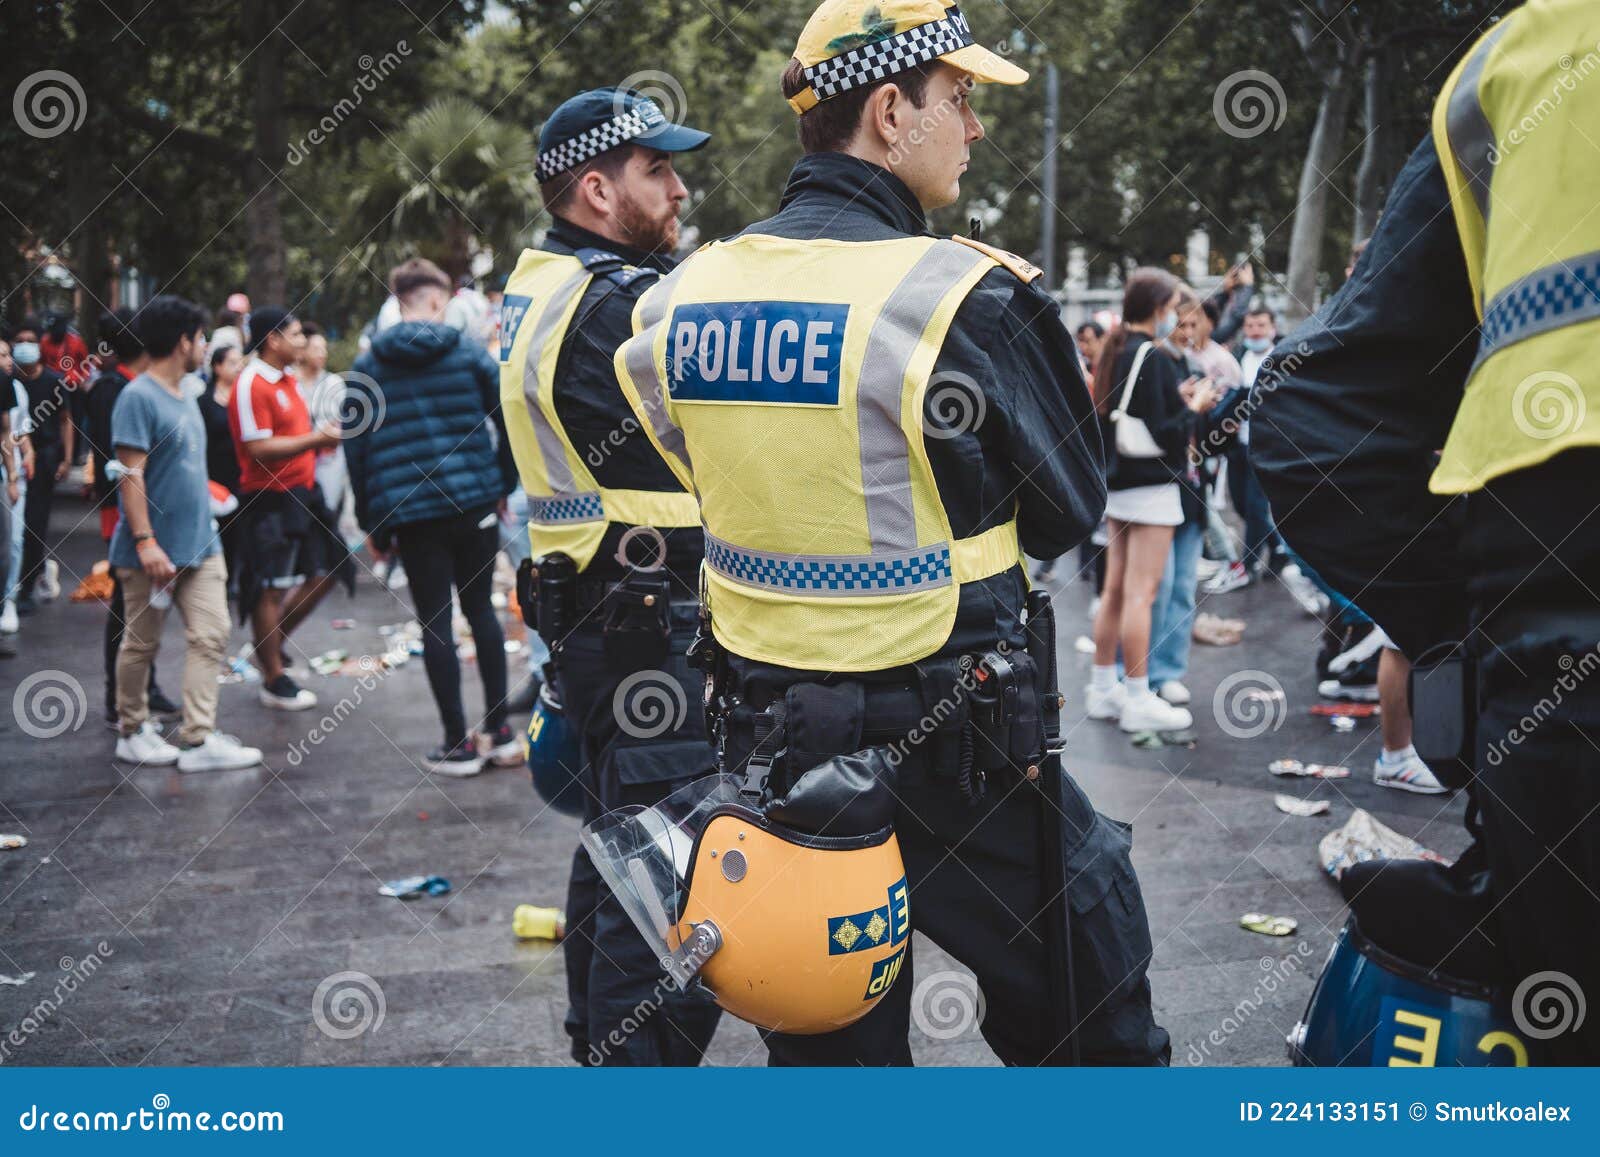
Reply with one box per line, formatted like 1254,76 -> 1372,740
1149,514 -> 1204,687
5,480 -> 23,605
1226,442 -> 1284,570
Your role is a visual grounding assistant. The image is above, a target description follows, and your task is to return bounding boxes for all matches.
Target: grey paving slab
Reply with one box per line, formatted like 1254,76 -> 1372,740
0,494 -> 1471,1066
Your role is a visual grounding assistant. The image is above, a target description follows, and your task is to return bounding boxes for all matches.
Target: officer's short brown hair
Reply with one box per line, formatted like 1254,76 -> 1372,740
780,58 -> 934,154
389,257 -> 451,302
539,144 -> 637,217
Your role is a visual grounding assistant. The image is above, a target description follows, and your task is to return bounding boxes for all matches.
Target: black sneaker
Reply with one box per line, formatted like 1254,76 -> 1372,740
427,740 -> 484,777
1317,653 -> 1380,702
0,632 -> 15,658
259,674 -> 317,711
16,594 -> 37,616
147,684 -> 182,716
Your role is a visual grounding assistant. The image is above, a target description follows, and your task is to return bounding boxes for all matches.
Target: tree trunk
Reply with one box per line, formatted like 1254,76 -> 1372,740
245,0 -> 288,305
1284,62 -> 1356,326
1353,44 -> 1392,244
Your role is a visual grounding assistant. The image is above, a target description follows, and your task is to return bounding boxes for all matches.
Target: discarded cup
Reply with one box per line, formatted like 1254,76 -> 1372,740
513,904 -> 567,941
379,875 -> 451,899
0,834 -> 27,850
1273,794 -> 1331,817
1330,715 -> 1357,733
1240,912 -> 1298,937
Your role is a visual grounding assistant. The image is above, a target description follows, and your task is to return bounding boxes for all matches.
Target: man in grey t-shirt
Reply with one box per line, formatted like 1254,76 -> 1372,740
111,296 -> 262,773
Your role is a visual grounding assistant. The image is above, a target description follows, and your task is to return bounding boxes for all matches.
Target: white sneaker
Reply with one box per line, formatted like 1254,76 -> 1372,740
1119,692 -> 1194,733
1317,676 -> 1380,703
0,601 -> 17,633
1373,752 -> 1448,794
115,721 -> 180,766
1195,557 -> 1223,581
259,678 -> 318,711
1203,562 -> 1251,595
177,731 -> 264,772
1158,680 -> 1191,705
1085,681 -> 1126,720
38,560 -> 60,602
1276,564 -> 1329,617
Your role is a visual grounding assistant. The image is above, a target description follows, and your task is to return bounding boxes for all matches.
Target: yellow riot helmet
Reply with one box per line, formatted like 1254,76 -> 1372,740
582,755 -> 910,1035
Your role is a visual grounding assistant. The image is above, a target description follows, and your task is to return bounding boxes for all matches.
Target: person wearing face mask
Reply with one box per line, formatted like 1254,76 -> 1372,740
10,318 -> 72,614
1,336 -> 30,635
611,0 -> 1166,1066
0,339 -> 17,656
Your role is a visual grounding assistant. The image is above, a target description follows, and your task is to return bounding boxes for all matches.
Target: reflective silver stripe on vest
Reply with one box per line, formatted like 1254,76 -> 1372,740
522,266 -> 598,511
857,241 -> 991,553
1473,249 -> 1600,373
704,531 -> 953,597
1445,20 -> 1511,223
621,262 -> 696,475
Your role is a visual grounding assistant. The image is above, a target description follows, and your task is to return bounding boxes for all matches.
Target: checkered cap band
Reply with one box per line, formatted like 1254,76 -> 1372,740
537,101 -> 667,183
805,7 -> 973,102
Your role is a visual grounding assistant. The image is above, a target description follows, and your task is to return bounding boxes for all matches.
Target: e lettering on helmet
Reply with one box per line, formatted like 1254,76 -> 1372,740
667,301 -> 849,405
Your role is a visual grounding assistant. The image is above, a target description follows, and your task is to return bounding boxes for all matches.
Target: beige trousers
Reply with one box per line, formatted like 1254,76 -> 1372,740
116,553 -> 230,745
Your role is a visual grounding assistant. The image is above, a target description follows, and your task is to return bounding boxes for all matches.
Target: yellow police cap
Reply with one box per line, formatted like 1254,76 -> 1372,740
788,0 -> 1028,115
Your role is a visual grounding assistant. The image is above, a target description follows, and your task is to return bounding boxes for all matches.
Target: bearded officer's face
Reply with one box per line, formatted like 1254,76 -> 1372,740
608,147 -> 690,253
882,64 -> 984,212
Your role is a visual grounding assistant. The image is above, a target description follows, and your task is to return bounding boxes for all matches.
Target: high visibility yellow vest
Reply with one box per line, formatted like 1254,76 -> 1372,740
498,248 -> 700,570
615,233 -> 1025,672
1430,0 -> 1600,494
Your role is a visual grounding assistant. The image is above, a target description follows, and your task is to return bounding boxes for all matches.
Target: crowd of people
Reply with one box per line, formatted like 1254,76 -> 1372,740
1065,248 -> 1442,794
0,263 -> 541,776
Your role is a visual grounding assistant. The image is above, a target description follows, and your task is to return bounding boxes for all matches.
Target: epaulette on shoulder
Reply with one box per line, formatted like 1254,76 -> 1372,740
950,234 -> 1043,284
574,246 -> 657,289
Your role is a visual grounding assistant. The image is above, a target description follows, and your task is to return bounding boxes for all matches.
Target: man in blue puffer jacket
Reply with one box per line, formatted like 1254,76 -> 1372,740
345,257 -> 521,774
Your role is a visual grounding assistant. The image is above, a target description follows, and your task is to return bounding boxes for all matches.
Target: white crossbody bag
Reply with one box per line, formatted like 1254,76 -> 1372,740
1108,340 -> 1164,459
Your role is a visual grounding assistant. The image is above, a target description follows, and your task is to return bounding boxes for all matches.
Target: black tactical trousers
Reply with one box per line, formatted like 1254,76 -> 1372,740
554,607 -> 721,1066
1473,650 -> 1600,1065
763,759 -> 1171,1066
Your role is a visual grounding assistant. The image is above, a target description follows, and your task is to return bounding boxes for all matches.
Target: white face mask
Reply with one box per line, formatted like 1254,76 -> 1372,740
1243,336 -> 1272,353
11,342 -> 40,366
1153,310 -> 1178,340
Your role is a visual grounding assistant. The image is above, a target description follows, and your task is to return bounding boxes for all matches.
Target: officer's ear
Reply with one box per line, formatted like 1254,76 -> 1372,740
575,167 -> 615,217
861,82 -> 909,153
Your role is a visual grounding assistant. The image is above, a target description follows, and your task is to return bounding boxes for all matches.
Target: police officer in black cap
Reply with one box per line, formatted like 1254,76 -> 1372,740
499,86 -> 721,1065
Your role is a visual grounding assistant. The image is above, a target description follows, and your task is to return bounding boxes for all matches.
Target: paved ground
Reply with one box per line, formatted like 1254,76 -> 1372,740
0,489 -> 1471,1066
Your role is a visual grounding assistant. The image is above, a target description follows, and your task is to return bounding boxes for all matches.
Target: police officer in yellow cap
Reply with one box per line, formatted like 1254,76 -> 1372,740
1253,0 -> 1599,1063
500,85 -> 721,1065
614,0 -> 1169,1065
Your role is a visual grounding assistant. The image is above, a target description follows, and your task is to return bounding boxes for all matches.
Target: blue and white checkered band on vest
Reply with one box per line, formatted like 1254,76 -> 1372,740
536,100 -> 669,183
804,7 -> 974,102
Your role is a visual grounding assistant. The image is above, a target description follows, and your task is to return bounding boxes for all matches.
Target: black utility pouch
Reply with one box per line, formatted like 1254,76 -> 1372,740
515,557 -> 538,629
602,573 -> 671,672
533,553 -> 577,650
1410,641 -> 1476,789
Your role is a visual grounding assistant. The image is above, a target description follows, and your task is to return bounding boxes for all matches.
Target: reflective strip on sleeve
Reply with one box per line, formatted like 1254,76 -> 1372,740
619,262 -> 696,476
1444,20 -> 1511,224
856,240 -> 991,554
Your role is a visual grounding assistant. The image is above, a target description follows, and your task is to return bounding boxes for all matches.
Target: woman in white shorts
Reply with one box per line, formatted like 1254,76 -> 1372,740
1086,269 -> 1218,733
